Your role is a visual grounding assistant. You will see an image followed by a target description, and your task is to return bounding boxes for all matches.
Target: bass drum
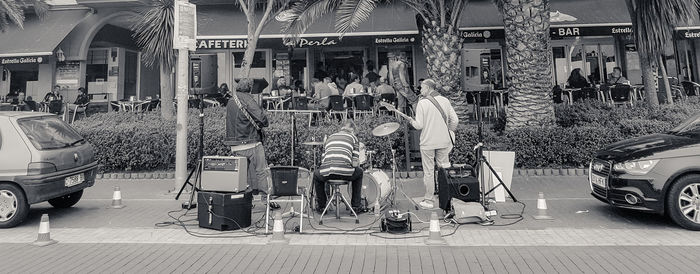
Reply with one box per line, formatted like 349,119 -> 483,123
341,170 -> 391,207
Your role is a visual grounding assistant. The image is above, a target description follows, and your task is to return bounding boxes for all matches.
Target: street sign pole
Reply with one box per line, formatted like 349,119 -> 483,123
173,0 -> 197,190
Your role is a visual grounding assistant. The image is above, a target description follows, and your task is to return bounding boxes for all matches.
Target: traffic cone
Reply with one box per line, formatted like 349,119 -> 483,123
32,214 -> 57,247
532,192 -> 554,220
111,186 -> 126,209
269,211 -> 288,244
425,212 -> 447,245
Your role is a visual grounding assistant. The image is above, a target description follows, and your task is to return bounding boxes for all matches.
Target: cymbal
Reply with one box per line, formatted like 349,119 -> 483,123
372,122 -> 400,137
302,141 -> 324,146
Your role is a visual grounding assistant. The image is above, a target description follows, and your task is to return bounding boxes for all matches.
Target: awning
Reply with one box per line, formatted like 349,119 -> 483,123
460,0 -> 631,29
0,9 -> 90,59
196,3 -> 418,38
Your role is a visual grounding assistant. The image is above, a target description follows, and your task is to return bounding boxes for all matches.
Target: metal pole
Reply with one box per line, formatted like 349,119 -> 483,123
174,48 -> 189,190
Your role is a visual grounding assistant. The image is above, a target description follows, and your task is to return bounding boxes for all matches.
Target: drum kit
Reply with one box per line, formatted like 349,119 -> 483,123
302,122 -> 417,213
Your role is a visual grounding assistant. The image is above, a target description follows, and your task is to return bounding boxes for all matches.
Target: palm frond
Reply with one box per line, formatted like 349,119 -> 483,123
633,0 -> 698,62
130,0 -> 175,69
281,0 -> 342,43
335,0 -> 378,35
0,0 -> 26,31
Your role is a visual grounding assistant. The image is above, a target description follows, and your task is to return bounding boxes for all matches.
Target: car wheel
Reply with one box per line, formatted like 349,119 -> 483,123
0,183 -> 30,228
667,175 -> 700,231
48,190 -> 84,208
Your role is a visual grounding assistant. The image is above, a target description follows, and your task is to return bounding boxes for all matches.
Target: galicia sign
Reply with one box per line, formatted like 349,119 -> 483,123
678,30 -> 700,39
460,29 -> 505,41
0,56 -> 49,65
196,39 -> 248,49
374,36 -> 416,44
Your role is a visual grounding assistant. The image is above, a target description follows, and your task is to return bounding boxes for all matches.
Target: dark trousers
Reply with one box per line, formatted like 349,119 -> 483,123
313,167 -> 363,208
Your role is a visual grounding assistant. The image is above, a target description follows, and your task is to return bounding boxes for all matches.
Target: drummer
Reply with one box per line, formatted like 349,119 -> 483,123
313,121 -> 364,214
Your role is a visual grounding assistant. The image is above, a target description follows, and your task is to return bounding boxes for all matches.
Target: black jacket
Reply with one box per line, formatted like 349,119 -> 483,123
225,92 -> 269,146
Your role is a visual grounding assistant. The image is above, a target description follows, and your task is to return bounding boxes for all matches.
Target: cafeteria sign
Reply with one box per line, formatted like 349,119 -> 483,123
0,55 -> 49,65
197,39 -> 248,49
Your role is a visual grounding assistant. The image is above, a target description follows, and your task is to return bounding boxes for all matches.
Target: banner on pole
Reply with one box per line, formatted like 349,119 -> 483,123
174,1 -> 197,50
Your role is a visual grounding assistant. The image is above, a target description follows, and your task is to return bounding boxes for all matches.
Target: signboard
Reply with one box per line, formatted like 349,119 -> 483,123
0,55 -> 50,65
374,35 -> 418,44
677,29 -> 700,39
55,61 -> 81,90
288,37 -> 339,48
461,29 -> 505,41
197,39 -> 248,49
174,1 -> 197,50
550,25 -> 632,38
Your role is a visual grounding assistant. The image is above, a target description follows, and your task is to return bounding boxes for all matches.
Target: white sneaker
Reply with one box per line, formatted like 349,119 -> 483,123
419,200 -> 434,209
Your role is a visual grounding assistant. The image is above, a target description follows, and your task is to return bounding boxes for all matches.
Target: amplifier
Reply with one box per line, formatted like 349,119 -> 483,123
200,156 -> 248,193
197,190 -> 252,231
438,167 -> 480,212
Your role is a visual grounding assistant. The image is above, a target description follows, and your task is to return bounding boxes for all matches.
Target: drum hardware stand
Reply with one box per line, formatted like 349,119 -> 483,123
473,90 -> 518,211
386,142 -> 420,211
175,94 -> 206,209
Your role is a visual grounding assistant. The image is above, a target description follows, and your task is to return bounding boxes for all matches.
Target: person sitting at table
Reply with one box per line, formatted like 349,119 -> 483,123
607,67 -> 630,85
66,87 -> 90,113
44,85 -> 63,102
335,75 -> 348,91
23,96 -> 38,112
311,77 -> 334,110
566,68 -> 590,88
343,74 -> 364,96
376,77 -> 395,95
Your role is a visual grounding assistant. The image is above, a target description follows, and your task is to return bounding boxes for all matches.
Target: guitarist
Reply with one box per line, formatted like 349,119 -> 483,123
383,79 -> 458,209
225,78 -> 271,198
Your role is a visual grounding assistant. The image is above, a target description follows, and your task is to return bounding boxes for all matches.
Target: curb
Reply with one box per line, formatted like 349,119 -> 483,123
96,168 -> 589,180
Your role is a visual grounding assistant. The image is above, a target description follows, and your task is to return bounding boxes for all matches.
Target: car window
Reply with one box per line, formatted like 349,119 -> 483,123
17,116 -> 84,150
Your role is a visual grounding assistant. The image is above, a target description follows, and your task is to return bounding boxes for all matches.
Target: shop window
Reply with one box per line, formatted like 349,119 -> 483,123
552,46 -> 567,86
232,51 -> 266,68
601,45 -> 616,83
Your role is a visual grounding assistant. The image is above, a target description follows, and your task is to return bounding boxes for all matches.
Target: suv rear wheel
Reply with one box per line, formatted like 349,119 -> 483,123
48,190 -> 84,208
667,175 -> 700,231
0,183 -> 30,228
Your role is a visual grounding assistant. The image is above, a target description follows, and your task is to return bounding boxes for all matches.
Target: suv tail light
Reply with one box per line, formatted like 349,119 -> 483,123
27,162 -> 58,175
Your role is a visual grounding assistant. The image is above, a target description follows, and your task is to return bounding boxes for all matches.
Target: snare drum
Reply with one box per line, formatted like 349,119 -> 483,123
358,142 -> 367,165
341,169 -> 391,206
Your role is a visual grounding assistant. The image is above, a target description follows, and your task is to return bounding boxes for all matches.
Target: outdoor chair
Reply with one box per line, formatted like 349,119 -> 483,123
48,100 -> 64,115
571,87 -> 599,103
475,91 -> 496,119
681,81 -> 700,97
327,95 -> 347,121
552,86 -> 566,104
147,99 -> 161,111
67,103 -> 89,123
378,93 -> 397,115
292,97 -> 310,110
110,101 -> 123,112
352,94 -> 374,119
265,166 -> 310,234
609,85 -> 633,107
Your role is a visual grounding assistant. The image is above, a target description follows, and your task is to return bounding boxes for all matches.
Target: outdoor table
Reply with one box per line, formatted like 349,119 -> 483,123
119,100 -> 150,111
267,109 -> 323,127
262,96 -> 284,110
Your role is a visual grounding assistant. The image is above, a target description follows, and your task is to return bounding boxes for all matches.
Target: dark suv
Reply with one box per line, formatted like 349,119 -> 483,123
590,113 -> 700,230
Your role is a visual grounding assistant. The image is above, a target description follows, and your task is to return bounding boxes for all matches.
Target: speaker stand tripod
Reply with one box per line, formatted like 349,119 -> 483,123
175,94 -> 206,209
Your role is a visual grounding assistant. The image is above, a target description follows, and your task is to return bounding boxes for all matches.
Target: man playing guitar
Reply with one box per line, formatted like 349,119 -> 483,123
380,79 -> 458,209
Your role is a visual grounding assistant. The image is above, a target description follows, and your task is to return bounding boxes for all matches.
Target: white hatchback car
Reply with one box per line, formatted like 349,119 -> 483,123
0,112 -> 97,228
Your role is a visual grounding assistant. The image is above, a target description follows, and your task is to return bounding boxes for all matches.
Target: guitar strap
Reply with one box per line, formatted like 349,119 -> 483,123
232,92 -> 264,143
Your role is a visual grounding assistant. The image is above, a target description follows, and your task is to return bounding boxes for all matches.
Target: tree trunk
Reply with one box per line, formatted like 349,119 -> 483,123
639,51 -> 659,107
659,55 -> 673,105
420,21 -> 467,120
159,64 -> 174,119
239,13 -> 259,80
501,0 -> 555,129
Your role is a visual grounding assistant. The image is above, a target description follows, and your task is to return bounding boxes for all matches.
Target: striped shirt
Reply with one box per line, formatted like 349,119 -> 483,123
318,131 -> 360,177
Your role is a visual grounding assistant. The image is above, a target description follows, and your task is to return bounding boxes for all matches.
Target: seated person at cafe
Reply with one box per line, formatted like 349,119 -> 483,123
313,121 -> 363,213
566,68 -> 590,88
607,67 -> 629,85
343,74 -> 365,96
23,96 -> 38,111
376,77 -> 395,95
67,87 -> 90,113
311,77 -> 334,110
44,85 -> 63,102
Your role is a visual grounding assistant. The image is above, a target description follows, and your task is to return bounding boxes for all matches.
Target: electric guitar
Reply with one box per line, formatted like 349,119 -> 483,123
379,101 -> 412,120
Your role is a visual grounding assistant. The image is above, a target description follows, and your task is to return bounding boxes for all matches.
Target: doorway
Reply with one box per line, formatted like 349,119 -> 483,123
323,48 -> 366,83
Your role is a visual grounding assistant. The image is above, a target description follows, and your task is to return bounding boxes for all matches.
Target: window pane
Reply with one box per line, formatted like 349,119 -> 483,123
18,116 -> 84,150
233,51 -> 266,68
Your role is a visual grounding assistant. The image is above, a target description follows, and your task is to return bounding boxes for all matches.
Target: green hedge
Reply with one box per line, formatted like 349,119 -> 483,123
73,98 -> 700,171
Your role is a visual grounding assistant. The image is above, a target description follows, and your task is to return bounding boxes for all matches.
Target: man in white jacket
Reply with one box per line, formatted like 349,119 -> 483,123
399,79 -> 459,209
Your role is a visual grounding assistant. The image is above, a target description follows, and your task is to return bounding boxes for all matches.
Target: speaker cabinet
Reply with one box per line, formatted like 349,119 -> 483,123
200,156 -> 248,193
437,167 -> 480,211
197,191 -> 252,231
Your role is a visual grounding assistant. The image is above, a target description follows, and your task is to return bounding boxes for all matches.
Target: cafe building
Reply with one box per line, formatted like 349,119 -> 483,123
0,0 -> 160,103
193,2 -> 427,93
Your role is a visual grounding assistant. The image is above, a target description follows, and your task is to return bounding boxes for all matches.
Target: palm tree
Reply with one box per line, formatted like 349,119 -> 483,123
131,0 -> 176,119
625,0 -> 699,107
282,0 -> 468,115
0,0 -> 48,32
492,0 -> 554,129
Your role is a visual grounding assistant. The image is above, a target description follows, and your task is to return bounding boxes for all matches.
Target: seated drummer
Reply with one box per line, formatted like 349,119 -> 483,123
313,121 -> 363,213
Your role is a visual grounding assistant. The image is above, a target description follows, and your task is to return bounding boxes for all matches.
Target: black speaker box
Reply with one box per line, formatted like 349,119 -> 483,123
197,190 -> 253,231
438,167 -> 480,212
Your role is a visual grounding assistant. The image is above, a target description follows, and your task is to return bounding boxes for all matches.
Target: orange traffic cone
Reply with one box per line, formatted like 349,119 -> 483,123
111,186 -> 126,209
532,192 -> 554,220
269,211 -> 288,244
425,212 -> 447,245
32,214 -> 57,247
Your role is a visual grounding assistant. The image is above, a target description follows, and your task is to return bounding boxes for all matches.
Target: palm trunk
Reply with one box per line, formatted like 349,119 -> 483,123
639,52 -> 659,107
421,21 -> 466,119
501,0 -> 555,129
159,64 -> 174,119
659,55 -> 673,105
